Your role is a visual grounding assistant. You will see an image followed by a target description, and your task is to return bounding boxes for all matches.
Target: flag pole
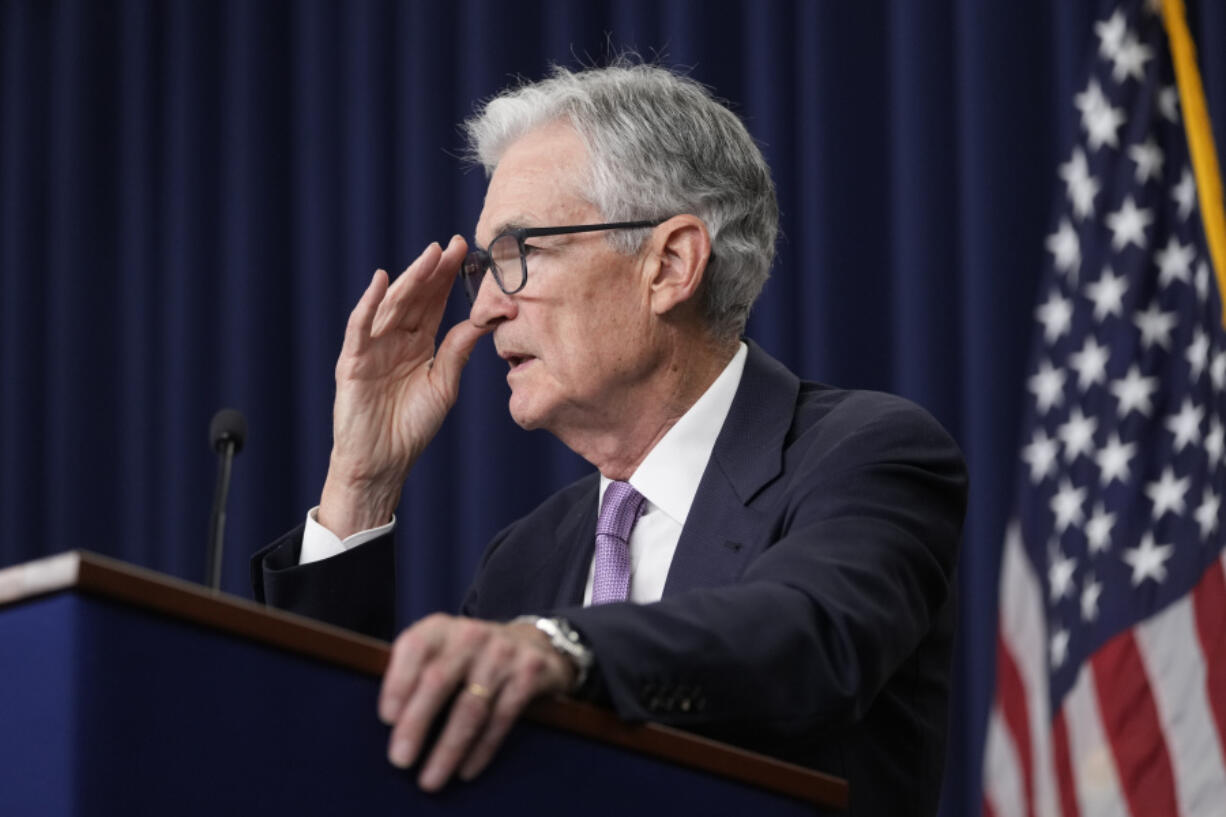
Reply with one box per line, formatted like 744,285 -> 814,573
1161,0 -> 1226,327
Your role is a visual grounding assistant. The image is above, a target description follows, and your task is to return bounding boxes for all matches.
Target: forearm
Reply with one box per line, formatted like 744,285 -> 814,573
318,464 -> 403,539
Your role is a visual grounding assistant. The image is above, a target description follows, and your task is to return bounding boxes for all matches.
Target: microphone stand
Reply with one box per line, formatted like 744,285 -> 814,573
205,437 -> 237,591
205,408 -> 246,591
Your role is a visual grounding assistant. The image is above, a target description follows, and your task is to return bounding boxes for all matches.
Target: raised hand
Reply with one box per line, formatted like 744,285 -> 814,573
319,236 -> 491,538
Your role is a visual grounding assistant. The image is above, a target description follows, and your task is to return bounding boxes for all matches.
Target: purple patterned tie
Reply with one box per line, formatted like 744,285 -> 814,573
591,481 -> 646,604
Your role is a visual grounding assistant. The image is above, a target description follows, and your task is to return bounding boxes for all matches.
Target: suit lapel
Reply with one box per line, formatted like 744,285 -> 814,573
662,469 -> 772,593
663,341 -> 800,596
550,477 -> 598,608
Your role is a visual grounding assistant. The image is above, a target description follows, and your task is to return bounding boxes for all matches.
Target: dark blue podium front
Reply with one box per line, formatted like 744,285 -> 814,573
0,552 -> 844,816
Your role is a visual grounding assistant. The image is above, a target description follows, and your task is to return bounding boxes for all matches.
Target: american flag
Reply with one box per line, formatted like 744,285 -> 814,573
982,2 -> 1226,816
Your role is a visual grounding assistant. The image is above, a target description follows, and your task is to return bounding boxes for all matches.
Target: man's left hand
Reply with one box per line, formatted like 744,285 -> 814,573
378,614 -> 576,790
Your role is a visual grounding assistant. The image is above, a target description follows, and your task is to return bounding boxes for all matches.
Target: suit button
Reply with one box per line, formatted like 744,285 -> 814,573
649,696 -> 663,710
679,698 -> 692,712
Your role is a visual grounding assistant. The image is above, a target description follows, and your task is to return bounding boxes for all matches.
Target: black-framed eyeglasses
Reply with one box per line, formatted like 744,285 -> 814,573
460,219 -> 667,303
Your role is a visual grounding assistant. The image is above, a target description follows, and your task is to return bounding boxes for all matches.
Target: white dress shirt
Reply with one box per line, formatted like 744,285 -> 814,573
299,343 -> 749,606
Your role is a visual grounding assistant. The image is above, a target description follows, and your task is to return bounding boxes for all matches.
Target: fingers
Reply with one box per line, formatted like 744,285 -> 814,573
370,241 -> 440,337
455,653 -> 549,782
380,618 -> 571,791
429,317 -> 494,400
381,615 -> 462,770
343,268 -> 390,357
418,680 -> 501,790
383,616 -> 493,773
379,615 -> 444,725
341,235 -> 439,358
417,636 -> 515,790
373,235 -> 467,338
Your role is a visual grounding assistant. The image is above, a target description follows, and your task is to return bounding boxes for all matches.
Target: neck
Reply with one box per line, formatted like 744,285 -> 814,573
558,333 -> 739,480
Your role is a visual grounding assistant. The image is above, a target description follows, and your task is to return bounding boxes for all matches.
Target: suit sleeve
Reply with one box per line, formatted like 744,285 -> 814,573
560,400 -> 967,737
251,525 -> 398,641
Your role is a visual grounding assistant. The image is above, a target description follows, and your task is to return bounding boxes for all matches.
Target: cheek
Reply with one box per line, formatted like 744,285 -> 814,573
537,257 -> 648,382
583,281 -> 646,337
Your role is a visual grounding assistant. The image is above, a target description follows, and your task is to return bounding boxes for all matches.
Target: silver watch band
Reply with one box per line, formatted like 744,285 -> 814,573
514,615 -> 593,691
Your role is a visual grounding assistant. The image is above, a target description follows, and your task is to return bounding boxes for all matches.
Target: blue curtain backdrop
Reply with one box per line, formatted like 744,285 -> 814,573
3,1 -> 1226,814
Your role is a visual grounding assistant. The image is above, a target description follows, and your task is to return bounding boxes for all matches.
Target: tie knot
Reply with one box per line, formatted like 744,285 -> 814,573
597,481 -> 645,542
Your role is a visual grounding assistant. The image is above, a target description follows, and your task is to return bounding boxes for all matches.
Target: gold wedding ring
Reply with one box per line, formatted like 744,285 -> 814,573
466,682 -> 493,700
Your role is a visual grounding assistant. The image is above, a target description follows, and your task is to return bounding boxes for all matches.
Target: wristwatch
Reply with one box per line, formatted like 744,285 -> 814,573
515,615 -> 594,692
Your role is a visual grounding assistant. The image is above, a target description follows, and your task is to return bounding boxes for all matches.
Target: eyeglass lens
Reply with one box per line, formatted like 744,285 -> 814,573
462,234 -> 526,302
490,234 -> 524,292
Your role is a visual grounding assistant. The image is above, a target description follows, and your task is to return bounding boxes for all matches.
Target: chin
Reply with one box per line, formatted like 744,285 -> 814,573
507,391 -> 549,431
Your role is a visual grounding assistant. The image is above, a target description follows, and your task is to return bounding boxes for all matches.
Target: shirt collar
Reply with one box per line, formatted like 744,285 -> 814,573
598,342 -> 749,526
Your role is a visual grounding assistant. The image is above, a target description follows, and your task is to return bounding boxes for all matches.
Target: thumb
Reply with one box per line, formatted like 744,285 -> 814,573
431,319 -> 492,400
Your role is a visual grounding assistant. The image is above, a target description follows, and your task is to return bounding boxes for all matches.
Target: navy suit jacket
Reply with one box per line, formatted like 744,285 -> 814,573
253,341 -> 968,817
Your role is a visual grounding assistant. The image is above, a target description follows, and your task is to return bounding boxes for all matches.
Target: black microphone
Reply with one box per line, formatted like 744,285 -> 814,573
205,408 -> 247,591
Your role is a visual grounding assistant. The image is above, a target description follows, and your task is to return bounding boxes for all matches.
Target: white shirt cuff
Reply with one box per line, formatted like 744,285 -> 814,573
299,506 -> 396,566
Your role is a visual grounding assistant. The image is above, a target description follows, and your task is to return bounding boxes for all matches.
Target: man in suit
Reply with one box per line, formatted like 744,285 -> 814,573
253,63 -> 967,816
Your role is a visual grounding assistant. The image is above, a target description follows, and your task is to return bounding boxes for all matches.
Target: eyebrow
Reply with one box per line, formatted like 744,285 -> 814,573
477,217 -> 532,246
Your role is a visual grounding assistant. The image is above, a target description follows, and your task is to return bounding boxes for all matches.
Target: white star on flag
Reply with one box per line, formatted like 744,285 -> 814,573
1028,360 -> 1067,414
1046,219 -> 1082,278
1185,329 -> 1211,381
1145,466 -> 1189,519
1132,301 -> 1177,349
1196,260 -> 1212,301
1106,195 -> 1153,249
1058,407 -> 1098,463
1153,236 -> 1194,286
1060,148 -> 1101,219
1036,290 -> 1074,343
1051,477 -> 1087,532
1164,398 -> 1204,452
1206,416 -> 1225,464
1080,574 -> 1103,621
1050,627 -> 1071,668
1212,350 -> 1226,390
1195,487 -> 1221,539
1158,85 -> 1179,121
1128,137 -> 1164,182
1095,432 -> 1136,486
1085,502 -> 1116,553
1110,34 -> 1154,83
1076,78 -> 1127,150
1022,429 -> 1060,483
1172,166 -> 1196,218
1110,364 -> 1159,418
1084,266 -> 1129,320
1049,544 -> 1078,601
1069,337 -> 1110,390
1095,10 -> 1127,59
1121,532 -> 1174,585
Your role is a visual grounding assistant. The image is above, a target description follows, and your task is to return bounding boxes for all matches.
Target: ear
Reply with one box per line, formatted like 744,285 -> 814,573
644,215 -> 711,316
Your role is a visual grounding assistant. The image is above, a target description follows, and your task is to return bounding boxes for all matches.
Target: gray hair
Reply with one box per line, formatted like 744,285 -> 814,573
463,62 -> 778,340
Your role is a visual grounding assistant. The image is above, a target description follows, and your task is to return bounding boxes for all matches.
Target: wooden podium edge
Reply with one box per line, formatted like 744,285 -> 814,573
0,550 -> 847,810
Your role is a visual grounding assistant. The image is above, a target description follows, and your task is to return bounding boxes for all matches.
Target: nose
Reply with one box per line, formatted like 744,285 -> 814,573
469,270 -> 518,328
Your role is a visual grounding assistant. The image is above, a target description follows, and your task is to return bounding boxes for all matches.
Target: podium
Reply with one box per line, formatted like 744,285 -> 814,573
0,551 -> 847,815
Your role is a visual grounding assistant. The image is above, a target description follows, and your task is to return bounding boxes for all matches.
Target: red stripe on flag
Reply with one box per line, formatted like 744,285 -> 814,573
996,630 -> 1036,817
1192,557 -> 1226,763
1091,632 -> 1178,817
983,794 -> 997,817
1051,707 -> 1080,817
